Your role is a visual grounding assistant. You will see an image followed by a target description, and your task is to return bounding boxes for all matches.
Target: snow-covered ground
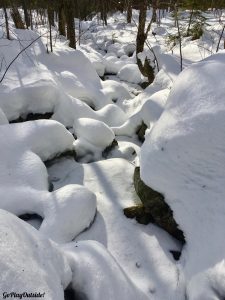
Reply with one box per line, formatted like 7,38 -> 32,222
0,7 -> 225,300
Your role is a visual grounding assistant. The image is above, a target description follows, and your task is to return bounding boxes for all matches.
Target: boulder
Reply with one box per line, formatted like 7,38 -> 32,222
133,167 -> 185,243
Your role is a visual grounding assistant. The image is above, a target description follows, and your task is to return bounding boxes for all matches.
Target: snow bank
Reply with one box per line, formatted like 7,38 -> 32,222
140,52 -> 225,298
0,209 -> 71,299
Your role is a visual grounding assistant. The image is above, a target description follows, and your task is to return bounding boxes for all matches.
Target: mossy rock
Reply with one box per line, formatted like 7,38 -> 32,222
133,167 -> 185,243
124,205 -> 154,225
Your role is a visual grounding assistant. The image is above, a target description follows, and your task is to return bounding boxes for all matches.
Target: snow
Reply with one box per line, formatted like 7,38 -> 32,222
74,118 -> 115,148
63,240 -> 149,300
140,51 -> 225,298
112,89 -> 169,137
105,55 -> 127,74
0,7 -> 225,300
118,63 -> 143,84
0,70 -> 58,121
74,118 -> 115,161
101,79 -> 132,103
53,96 -> 126,128
40,184 -> 97,243
48,158 -> 182,299
0,120 -> 97,243
0,209 -> 71,299
0,108 -> 8,125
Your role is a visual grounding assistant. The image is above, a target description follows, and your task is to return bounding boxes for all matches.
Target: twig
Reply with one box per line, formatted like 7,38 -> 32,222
216,24 -> 225,52
0,30 -> 49,83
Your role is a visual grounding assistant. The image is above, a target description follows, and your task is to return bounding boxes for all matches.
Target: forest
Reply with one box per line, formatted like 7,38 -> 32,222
0,0 -> 225,299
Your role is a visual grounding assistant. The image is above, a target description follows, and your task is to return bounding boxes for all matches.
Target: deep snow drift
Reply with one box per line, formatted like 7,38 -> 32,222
141,52 -> 225,299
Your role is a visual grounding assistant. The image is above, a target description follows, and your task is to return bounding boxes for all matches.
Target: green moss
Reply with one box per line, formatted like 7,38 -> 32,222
133,167 -> 185,243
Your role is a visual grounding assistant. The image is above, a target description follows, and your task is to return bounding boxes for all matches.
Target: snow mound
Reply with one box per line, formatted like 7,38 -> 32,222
0,120 -> 97,242
0,71 -> 59,121
140,52 -> 225,298
74,118 -> 115,148
118,64 -> 143,84
0,120 -> 74,162
112,89 -> 169,137
59,70 -> 110,109
102,79 -> 132,103
40,185 -> 97,243
53,95 -> 126,128
0,209 -> 71,299
96,104 -> 127,127
105,55 -> 126,74
63,240 -> 149,300
40,48 -> 110,109
74,118 -> 115,161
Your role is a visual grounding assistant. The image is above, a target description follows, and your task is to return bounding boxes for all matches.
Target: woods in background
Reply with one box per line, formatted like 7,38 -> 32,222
0,0 -> 224,83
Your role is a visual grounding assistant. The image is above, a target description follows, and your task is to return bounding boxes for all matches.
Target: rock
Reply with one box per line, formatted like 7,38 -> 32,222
102,139 -> 118,158
10,112 -> 53,123
123,205 -> 154,225
45,150 -> 77,167
169,250 -> 181,261
133,167 -> 185,243
136,122 -> 147,143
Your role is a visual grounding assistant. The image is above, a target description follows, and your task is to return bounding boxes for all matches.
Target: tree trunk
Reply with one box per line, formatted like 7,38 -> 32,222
136,0 -> 155,84
127,0 -> 132,23
3,2 -> 10,40
152,0 -> 157,23
48,14 -> 53,52
22,0 -> 30,28
174,4 -> 183,71
64,0 -> 76,49
187,8 -> 194,36
29,9 -> 33,30
47,6 -> 55,27
58,4 -> 66,36
11,3 -> 25,29
100,0 -> 107,26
